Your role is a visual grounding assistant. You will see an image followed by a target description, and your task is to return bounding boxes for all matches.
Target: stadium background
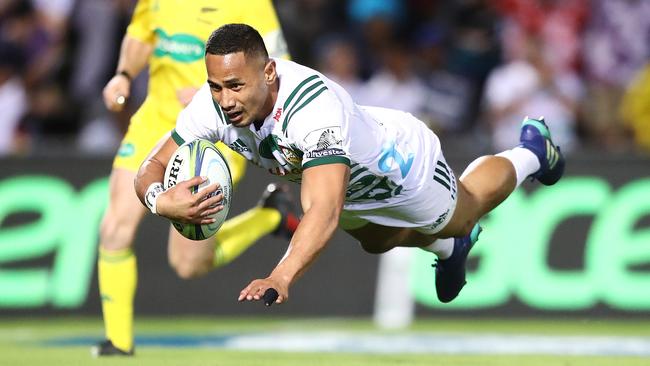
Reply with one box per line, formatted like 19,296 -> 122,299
1,0 -> 650,364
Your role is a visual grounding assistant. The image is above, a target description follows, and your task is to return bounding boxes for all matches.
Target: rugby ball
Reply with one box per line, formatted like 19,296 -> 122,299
163,139 -> 232,240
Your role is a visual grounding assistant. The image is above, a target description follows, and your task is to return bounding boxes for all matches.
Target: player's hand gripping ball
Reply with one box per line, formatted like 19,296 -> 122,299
163,139 -> 232,240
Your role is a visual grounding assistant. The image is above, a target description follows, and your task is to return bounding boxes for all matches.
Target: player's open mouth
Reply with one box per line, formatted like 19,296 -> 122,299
227,111 -> 243,122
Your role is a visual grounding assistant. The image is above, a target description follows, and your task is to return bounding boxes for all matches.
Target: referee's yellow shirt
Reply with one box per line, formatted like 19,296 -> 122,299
127,0 -> 288,123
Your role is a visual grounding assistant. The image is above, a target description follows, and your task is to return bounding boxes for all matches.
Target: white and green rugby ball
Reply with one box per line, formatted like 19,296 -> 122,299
163,139 -> 232,241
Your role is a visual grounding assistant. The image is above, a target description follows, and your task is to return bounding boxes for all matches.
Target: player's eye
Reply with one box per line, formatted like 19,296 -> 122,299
231,84 -> 243,91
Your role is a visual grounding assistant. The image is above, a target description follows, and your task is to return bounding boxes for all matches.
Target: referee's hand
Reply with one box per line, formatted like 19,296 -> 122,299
103,74 -> 130,112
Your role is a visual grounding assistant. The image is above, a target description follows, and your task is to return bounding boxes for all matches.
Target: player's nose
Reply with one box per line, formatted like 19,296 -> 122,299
220,89 -> 237,110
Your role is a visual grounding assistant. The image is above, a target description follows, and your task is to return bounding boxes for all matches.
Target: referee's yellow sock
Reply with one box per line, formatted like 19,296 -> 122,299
98,247 -> 137,352
213,207 -> 281,267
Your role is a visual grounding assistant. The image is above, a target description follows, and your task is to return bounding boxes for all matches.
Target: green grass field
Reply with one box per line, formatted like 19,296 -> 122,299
1,317 -> 649,366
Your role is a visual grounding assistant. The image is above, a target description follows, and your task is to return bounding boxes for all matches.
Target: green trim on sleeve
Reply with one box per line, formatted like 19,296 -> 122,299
171,129 -> 185,145
302,156 -> 351,169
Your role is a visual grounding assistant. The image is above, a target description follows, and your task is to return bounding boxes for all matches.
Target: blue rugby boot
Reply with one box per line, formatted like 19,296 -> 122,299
434,224 -> 482,303
519,116 -> 565,185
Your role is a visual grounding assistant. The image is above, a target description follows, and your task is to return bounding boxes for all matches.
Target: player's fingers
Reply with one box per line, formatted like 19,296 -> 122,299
199,206 -> 223,218
197,192 -> 223,209
275,294 -> 289,304
181,176 -> 206,189
253,286 -> 265,301
196,217 -> 216,225
247,283 -> 266,301
238,282 -> 255,301
196,182 -> 221,198
191,184 -> 219,205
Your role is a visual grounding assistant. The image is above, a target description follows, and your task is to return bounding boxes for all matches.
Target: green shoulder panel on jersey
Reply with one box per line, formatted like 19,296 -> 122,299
171,129 -> 185,145
302,156 -> 350,170
282,75 -> 329,134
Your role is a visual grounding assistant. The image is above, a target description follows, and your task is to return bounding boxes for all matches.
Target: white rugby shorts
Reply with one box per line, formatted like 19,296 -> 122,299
339,136 -> 458,234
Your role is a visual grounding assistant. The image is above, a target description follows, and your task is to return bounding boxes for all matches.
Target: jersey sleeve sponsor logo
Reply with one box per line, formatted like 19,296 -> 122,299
304,127 -> 343,149
305,148 -> 345,159
303,127 -> 346,160
154,29 -> 205,63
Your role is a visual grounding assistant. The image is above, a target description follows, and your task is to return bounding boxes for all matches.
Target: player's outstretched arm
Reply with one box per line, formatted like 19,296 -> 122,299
134,133 -> 223,224
238,163 -> 350,304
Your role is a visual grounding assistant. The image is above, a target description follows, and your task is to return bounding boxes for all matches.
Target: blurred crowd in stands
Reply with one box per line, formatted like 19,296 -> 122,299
1,0 -> 650,156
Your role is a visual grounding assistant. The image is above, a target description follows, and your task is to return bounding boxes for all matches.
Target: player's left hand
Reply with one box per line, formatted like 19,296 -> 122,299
238,277 -> 288,305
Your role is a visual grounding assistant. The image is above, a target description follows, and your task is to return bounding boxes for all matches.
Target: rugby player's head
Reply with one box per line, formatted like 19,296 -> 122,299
205,24 -> 277,128
206,23 -> 269,61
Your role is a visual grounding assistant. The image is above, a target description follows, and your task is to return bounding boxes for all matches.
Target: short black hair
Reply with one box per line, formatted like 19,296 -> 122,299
206,24 -> 268,61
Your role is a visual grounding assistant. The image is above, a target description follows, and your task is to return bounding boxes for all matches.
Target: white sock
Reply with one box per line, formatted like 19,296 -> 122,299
496,147 -> 540,187
421,237 -> 454,259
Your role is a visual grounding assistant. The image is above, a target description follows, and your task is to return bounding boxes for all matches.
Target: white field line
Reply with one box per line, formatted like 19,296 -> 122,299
220,332 -> 650,356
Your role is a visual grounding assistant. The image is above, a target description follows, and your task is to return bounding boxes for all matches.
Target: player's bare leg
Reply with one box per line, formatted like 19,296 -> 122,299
347,118 -> 565,303
94,168 -> 147,356
167,183 -> 300,279
168,228 -> 215,279
438,155 -> 517,237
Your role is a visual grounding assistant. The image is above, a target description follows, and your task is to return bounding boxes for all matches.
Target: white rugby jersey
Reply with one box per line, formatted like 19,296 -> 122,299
172,59 -> 443,212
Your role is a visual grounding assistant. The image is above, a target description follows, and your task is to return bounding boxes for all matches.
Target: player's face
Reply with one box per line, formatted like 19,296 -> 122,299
206,52 -> 275,128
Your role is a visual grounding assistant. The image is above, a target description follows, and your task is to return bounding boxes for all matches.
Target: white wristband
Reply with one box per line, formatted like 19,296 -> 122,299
144,182 -> 165,215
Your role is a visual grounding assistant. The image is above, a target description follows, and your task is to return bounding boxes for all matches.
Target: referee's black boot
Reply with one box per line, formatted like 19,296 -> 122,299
91,339 -> 134,357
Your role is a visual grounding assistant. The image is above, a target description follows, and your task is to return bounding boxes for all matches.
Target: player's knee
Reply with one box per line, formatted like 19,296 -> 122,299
170,255 -> 212,280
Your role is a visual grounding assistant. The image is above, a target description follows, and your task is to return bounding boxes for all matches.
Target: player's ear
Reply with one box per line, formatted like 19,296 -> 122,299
263,59 -> 277,85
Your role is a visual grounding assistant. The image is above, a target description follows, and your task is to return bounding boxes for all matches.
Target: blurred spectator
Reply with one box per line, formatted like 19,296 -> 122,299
70,0 -> 136,154
356,42 -> 428,117
1,0 -> 76,146
0,40 -> 27,155
581,0 -> 650,149
416,24 -> 474,132
315,35 -> 364,101
346,0 -> 406,76
0,0 -> 647,154
418,0 -> 500,133
483,35 -> 582,152
493,0 -> 587,74
620,64 -> 650,152
275,0 -> 346,65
